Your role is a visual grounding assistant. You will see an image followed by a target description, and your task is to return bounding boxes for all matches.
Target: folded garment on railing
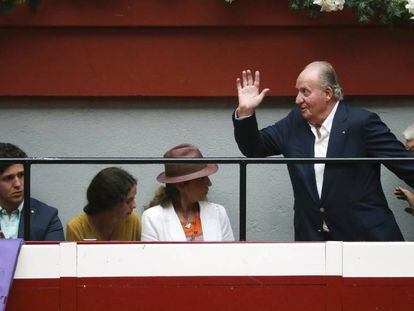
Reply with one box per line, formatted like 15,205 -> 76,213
0,239 -> 23,311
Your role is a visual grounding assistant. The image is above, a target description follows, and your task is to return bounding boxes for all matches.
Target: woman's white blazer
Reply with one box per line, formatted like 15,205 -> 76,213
141,201 -> 234,241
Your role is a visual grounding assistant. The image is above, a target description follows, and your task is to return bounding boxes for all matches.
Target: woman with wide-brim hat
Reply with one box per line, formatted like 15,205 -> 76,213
141,144 -> 234,242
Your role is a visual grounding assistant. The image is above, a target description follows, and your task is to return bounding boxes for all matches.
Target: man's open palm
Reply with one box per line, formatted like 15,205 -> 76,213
236,70 -> 269,116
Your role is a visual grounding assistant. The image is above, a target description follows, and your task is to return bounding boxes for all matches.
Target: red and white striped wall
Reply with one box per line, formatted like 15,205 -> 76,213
8,242 -> 414,310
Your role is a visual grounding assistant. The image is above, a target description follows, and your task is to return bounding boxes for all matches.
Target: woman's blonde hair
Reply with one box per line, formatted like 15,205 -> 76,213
144,184 -> 180,210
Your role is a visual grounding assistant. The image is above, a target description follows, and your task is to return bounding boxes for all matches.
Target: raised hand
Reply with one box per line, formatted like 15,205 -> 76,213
236,70 -> 270,117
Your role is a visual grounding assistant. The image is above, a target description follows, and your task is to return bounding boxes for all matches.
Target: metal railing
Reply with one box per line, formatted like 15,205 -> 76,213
1,156 -> 414,241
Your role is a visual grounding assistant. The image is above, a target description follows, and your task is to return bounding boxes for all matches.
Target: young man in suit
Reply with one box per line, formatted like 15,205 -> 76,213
0,143 -> 64,240
233,61 -> 414,241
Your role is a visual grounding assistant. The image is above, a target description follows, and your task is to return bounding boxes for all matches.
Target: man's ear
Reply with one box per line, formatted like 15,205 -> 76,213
325,86 -> 334,102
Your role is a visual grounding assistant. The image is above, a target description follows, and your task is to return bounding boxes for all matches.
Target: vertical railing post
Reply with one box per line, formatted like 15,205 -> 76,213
239,161 -> 247,241
23,161 -> 31,241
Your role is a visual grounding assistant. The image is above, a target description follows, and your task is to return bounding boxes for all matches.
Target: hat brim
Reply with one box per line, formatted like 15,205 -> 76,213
157,163 -> 218,184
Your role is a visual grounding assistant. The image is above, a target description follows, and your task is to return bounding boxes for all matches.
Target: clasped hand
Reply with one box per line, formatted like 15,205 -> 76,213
394,186 -> 414,216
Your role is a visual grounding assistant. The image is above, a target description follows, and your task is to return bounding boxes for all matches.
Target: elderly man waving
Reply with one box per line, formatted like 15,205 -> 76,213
233,61 -> 414,241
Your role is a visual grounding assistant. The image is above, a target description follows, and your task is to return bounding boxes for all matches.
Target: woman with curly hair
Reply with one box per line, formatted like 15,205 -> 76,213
66,167 -> 141,241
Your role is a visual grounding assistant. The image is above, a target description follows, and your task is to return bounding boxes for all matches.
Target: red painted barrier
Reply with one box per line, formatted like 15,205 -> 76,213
8,279 -> 60,311
0,0 -> 413,97
6,242 -> 414,310
9,276 -> 414,311
342,278 -> 414,311
9,276 -> 331,311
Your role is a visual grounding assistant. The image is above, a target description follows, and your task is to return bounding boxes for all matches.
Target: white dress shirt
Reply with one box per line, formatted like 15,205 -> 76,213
309,101 -> 339,198
308,102 -> 339,231
0,201 -> 23,238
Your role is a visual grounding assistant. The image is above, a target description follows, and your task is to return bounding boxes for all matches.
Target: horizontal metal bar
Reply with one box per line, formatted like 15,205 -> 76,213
0,157 -> 413,164
4,155 -> 413,242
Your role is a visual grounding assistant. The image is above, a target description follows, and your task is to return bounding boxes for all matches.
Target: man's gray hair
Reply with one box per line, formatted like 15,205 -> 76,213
403,123 -> 414,140
307,61 -> 344,101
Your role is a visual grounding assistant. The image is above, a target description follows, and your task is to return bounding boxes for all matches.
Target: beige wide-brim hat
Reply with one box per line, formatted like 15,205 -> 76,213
156,144 -> 218,184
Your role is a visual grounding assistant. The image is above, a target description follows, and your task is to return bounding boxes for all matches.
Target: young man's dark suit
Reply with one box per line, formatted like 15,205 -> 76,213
233,102 -> 414,241
17,198 -> 64,241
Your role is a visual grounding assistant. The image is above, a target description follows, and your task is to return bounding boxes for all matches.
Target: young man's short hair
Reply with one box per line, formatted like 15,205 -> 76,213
0,143 -> 27,175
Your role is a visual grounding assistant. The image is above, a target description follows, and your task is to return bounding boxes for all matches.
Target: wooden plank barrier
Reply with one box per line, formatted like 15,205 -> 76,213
6,242 -> 414,310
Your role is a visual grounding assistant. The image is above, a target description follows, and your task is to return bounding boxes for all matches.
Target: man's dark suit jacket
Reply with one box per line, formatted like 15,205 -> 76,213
233,102 -> 414,241
17,198 -> 64,241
